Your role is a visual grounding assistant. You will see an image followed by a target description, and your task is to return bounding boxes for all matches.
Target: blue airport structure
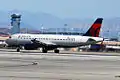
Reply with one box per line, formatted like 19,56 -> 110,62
10,14 -> 21,34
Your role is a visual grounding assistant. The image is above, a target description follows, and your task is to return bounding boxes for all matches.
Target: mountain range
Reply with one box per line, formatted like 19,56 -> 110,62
0,10 -> 120,38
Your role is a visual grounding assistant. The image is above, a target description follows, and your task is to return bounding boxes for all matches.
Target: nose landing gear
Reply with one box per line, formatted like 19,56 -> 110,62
17,47 -> 20,52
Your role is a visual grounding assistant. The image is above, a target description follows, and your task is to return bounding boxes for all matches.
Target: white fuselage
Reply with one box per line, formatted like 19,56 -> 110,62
6,33 -> 103,47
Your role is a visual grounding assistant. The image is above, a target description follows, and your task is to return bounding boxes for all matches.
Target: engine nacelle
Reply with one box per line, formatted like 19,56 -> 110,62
24,44 -> 39,50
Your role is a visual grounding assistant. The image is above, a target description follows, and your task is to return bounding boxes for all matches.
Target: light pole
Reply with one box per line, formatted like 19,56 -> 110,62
40,24 -> 44,33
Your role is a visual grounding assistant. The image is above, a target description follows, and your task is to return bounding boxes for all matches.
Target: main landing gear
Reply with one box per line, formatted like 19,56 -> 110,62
42,48 -> 59,53
42,48 -> 48,53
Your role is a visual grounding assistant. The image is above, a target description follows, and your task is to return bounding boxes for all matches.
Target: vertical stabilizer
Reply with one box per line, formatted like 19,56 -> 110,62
83,18 -> 103,37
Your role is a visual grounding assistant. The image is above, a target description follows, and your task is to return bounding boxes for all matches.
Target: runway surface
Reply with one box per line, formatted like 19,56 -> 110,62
0,49 -> 120,80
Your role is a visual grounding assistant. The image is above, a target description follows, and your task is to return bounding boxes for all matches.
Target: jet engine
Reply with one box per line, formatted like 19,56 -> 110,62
24,44 -> 39,50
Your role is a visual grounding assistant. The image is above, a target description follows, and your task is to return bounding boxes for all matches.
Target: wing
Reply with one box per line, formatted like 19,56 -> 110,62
31,38 -> 56,46
86,38 -> 103,44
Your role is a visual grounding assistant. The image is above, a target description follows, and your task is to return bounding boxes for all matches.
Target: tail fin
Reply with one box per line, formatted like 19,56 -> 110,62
83,18 -> 103,37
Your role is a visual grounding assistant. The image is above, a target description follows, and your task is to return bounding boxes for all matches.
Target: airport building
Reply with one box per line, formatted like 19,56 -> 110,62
10,14 -> 21,34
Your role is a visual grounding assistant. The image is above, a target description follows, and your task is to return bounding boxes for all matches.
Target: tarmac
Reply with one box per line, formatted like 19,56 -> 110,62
0,49 -> 120,80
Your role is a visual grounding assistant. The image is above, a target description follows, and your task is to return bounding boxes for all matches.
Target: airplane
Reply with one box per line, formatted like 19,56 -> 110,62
6,18 -> 103,53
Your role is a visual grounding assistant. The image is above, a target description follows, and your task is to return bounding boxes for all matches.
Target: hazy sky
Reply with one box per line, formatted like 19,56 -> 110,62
0,0 -> 120,18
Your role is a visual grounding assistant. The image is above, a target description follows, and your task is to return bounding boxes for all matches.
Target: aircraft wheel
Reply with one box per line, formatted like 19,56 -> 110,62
42,49 -> 47,53
54,49 -> 59,53
17,48 -> 20,52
